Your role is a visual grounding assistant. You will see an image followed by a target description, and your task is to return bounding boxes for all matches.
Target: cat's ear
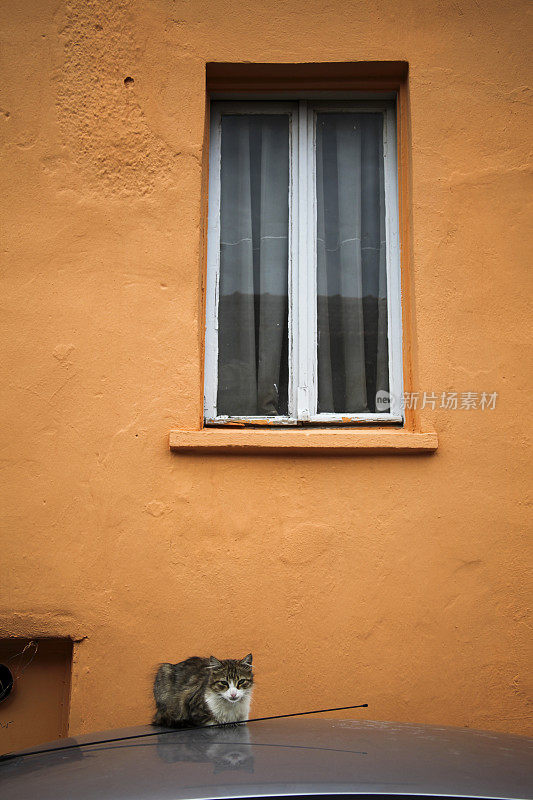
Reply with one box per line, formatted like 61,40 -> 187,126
240,653 -> 253,667
209,656 -> 222,668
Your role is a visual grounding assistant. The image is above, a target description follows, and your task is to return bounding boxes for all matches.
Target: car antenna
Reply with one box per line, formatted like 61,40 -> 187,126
0,703 -> 368,764
240,703 -> 369,725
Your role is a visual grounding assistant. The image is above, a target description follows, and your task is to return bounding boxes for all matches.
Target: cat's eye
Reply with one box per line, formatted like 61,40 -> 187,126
217,680 -> 228,689
237,679 -> 247,688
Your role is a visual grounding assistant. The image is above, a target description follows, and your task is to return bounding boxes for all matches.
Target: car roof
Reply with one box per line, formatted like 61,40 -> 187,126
1,718 -> 531,800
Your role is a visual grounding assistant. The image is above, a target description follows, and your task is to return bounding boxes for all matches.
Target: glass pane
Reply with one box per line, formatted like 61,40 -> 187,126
316,112 -> 389,414
217,114 -> 290,417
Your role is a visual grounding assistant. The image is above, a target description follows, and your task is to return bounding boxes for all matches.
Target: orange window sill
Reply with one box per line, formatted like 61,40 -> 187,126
169,428 -> 438,454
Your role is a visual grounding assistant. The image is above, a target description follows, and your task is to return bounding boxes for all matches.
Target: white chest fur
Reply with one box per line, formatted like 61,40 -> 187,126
204,689 -> 252,724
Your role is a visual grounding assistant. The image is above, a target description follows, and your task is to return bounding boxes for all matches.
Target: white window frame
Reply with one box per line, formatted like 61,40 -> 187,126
204,98 -> 403,426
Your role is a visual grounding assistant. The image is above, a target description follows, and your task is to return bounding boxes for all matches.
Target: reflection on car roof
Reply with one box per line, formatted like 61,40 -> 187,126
1,718 -> 532,800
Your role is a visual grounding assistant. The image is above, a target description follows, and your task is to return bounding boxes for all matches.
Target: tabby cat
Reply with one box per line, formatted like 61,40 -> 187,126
153,654 -> 253,727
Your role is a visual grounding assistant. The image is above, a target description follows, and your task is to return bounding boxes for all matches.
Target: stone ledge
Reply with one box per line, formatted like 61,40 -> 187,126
169,428 -> 438,454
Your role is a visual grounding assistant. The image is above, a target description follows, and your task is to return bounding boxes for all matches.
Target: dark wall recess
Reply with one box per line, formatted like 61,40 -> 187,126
0,664 -> 14,702
0,638 -> 73,755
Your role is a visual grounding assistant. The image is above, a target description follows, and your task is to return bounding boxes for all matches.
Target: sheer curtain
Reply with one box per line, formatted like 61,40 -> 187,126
217,114 -> 289,416
316,113 -> 389,413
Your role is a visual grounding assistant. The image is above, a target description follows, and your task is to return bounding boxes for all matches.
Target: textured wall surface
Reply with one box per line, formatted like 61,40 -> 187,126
1,0 -> 531,744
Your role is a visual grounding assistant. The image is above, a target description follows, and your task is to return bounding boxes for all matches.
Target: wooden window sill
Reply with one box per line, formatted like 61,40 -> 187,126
169,428 -> 438,454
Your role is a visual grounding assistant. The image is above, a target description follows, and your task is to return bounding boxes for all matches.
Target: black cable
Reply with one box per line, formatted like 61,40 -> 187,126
0,703 -> 368,764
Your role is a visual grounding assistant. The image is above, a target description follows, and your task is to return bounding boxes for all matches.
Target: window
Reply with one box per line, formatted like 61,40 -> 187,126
204,99 -> 403,425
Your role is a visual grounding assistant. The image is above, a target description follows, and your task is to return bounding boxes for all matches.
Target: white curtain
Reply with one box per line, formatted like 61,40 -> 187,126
216,110 -> 388,418
316,113 -> 389,413
217,114 -> 289,416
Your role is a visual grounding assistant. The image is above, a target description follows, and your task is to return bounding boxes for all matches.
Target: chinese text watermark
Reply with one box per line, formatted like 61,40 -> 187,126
375,391 -> 499,412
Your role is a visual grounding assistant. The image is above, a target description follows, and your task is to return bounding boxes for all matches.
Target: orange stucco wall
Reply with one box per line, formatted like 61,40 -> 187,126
1,0 -> 531,745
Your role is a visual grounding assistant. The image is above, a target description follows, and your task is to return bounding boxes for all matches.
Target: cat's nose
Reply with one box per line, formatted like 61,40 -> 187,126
230,691 -> 238,699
